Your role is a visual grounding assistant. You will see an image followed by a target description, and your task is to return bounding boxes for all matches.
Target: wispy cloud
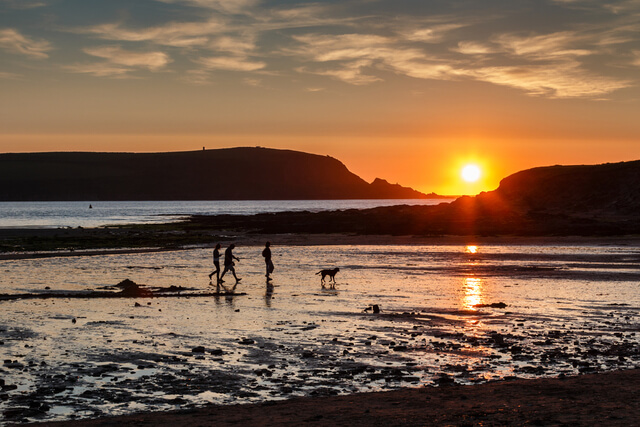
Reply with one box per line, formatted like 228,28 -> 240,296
156,0 -> 260,14
401,24 -> 466,43
0,71 -> 20,79
471,61 -> 630,98
63,62 -> 132,78
453,41 -> 496,55
8,0 -> 636,99
72,20 -> 227,47
2,0 -> 47,10
0,28 -> 51,58
195,55 -> 265,71
84,46 -> 171,70
494,32 -> 592,60
65,45 -> 171,77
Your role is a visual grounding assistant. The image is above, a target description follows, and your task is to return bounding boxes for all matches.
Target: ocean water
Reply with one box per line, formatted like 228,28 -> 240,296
0,199 -> 452,229
0,243 -> 639,422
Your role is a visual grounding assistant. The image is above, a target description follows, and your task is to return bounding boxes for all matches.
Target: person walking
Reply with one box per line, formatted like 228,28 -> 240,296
262,241 -> 274,281
220,243 -> 241,283
208,243 -> 222,284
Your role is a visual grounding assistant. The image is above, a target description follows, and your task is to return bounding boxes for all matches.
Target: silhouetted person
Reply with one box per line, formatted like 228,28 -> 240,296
262,241 -> 274,281
220,244 -> 241,283
208,243 -> 222,284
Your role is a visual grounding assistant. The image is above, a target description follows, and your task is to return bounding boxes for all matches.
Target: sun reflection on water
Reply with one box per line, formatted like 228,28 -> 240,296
465,245 -> 478,254
462,277 -> 485,310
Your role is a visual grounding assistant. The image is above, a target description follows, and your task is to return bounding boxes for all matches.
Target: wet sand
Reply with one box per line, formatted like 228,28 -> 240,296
3,232 -> 640,260
23,369 -> 640,426
2,231 -> 639,425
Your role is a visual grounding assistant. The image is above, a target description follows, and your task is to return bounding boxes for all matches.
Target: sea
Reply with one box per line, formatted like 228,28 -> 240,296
0,199 -> 452,229
0,200 -> 639,423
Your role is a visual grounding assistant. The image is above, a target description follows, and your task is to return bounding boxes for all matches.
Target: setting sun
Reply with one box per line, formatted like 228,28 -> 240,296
461,164 -> 482,182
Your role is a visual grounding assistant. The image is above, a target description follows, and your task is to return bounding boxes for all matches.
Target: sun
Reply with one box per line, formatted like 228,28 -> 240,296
461,164 -> 482,182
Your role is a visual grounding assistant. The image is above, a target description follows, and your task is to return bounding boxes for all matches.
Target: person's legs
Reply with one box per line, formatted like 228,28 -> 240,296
230,265 -> 240,282
214,261 -> 220,283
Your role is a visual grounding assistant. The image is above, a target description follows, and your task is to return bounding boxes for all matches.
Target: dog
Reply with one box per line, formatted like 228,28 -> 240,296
316,268 -> 340,285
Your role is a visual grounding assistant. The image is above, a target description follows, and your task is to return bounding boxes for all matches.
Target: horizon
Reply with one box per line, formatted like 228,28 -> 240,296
2,0 -> 640,195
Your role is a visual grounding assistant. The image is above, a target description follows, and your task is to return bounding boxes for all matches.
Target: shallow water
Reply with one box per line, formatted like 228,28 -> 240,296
0,199 -> 452,228
1,244 -> 639,422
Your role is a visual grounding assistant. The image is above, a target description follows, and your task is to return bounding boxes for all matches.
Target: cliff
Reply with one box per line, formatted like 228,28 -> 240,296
0,147 -> 430,201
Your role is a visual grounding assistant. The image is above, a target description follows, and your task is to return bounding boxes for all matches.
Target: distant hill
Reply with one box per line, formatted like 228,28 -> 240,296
0,148 -> 433,201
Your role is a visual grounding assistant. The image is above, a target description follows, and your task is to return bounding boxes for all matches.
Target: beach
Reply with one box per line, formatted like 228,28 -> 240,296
22,368 -> 640,426
1,232 -> 639,424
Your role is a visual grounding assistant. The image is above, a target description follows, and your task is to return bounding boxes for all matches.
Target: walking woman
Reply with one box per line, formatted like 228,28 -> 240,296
208,243 -> 222,284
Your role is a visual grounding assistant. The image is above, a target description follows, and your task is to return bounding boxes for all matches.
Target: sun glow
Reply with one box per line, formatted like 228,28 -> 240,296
461,164 -> 482,182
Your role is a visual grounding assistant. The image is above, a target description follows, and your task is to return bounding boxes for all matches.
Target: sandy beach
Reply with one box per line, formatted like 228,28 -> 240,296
20,369 -> 640,426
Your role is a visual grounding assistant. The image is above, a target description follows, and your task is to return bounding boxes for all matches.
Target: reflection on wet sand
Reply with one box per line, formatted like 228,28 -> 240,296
462,277 -> 485,310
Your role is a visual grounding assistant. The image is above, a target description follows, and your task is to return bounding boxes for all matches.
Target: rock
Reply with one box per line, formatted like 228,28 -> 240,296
491,333 -> 506,346
474,302 -> 508,309
191,346 -> 206,353
210,349 -> 224,355
134,302 -> 142,307
239,338 -> 254,345
302,350 -> 314,358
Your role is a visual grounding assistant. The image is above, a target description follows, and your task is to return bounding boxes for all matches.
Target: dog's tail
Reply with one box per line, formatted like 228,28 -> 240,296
315,271 -> 321,275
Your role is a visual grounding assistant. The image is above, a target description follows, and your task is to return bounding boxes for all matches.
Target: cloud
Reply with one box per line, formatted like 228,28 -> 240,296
453,41 -> 496,55
63,63 -> 132,78
181,69 -> 211,84
83,46 -> 171,71
471,61 -> 630,98
291,33 -> 463,84
401,24 -> 466,43
196,55 -> 265,71
209,35 -> 256,54
494,32 -> 592,60
297,60 -> 382,86
0,71 -> 20,79
156,0 -> 260,13
73,20 -> 224,47
2,0 -> 47,9
0,28 -> 51,58
65,46 -> 171,77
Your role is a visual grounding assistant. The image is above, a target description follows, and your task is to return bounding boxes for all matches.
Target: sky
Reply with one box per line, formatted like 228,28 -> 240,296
1,0 -> 640,195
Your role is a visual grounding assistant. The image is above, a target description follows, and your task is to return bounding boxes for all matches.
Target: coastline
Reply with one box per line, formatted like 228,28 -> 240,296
2,230 -> 640,260
22,369 -> 640,426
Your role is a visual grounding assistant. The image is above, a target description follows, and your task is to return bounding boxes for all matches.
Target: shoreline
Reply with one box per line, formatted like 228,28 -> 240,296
22,369 -> 640,426
2,232 -> 640,260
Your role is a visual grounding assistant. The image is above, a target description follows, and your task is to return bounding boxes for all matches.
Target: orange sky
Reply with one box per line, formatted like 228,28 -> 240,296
2,0 -> 640,195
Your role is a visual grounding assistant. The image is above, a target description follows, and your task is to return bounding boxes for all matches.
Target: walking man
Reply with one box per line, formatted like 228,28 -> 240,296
220,243 -> 241,283
262,241 -> 274,281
